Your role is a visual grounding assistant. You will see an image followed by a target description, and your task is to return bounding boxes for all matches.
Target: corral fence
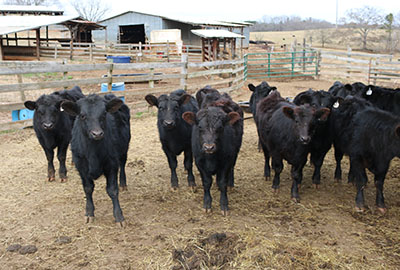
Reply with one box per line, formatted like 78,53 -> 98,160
38,41 -> 203,63
244,49 -> 320,80
319,48 -> 400,86
0,56 -> 244,131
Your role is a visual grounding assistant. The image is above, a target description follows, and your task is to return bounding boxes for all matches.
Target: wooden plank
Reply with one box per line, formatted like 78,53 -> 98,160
320,54 -> 371,64
0,119 -> 32,132
188,68 -> 234,78
188,59 -> 243,68
0,63 -> 113,75
0,77 -> 110,93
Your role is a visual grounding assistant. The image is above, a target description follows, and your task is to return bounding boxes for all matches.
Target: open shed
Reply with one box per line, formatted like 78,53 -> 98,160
191,29 -> 245,61
0,16 -> 106,61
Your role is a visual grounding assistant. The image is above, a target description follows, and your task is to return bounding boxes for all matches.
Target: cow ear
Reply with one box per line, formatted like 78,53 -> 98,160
61,101 -> 80,116
282,106 -> 295,120
395,125 -> 400,138
248,84 -> 256,92
179,94 -> 192,105
344,84 -> 353,91
24,101 -> 36,110
227,112 -> 241,125
316,108 -> 330,122
182,112 -> 196,125
145,94 -> 158,107
106,98 -> 123,113
295,94 -> 312,105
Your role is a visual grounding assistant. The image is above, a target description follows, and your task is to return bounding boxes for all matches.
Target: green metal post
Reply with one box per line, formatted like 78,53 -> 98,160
291,52 -> 295,76
268,53 -> 271,78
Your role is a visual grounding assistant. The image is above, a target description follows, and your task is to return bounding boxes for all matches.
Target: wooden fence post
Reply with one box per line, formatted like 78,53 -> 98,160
346,46 -> 351,79
17,74 -> 26,102
166,41 -> 170,62
63,59 -> 68,90
89,44 -> 93,61
302,38 -> 306,72
149,68 -> 154,88
54,45 -> 58,59
108,63 -> 113,92
180,54 -> 188,90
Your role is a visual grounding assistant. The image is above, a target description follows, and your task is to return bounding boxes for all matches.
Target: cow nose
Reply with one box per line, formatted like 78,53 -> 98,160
42,122 -> 54,130
203,143 -> 216,153
300,136 -> 310,144
90,130 -> 104,140
163,120 -> 175,127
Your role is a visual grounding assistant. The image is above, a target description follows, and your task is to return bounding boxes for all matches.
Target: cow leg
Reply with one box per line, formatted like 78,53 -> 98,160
119,153 -> 128,191
57,144 -> 68,182
82,177 -> 95,223
217,167 -> 231,216
163,147 -> 179,189
261,142 -> 271,181
183,149 -> 196,188
352,160 -> 368,211
271,156 -> 283,192
333,147 -> 343,182
347,163 -> 355,184
310,151 -> 326,188
105,169 -> 125,226
374,170 -> 388,213
291,161 -> 306,202
228,168 -> 234,189
43,147 -> 55,182
200,169 -> 213,213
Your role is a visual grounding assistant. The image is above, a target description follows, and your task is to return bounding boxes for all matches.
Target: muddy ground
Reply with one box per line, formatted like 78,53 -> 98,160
1,78 -> 400,269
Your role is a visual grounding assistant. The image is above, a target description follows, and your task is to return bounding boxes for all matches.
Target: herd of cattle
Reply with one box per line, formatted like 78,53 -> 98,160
22,80 -> 400,226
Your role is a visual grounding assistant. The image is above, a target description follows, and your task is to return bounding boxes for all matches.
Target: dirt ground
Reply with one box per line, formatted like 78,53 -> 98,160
1,78 -> 400,270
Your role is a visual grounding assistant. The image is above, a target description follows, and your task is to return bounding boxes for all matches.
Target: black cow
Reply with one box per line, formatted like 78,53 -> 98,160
328,81 -> 366,98
293,89 -> 340,187
355,85 -> 400,115
257,90 -> 330,202
182,91 -> 243,215
248,81 -> 277,121
24,86 -> 84,182
145,89 -> 198,190
329,96 -> 373,183
61,94 -> 131,226
345,106 -> 400,213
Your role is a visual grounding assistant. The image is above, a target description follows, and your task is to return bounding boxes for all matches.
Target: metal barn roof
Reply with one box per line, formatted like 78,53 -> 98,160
0,15 -> 100,35
191,29 -> 245,39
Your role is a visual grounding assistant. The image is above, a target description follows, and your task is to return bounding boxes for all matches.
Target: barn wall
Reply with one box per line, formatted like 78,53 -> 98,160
92,12 -> 163,43
161,19 -> 202,45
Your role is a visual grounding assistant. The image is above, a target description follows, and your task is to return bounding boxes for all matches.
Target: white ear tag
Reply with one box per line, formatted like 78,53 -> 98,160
333,101 -> 339,108
366,88 -> 372,96
60,107 -> 64,111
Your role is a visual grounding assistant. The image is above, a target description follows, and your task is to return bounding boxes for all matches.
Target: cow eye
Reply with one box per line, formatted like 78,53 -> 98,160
80,114 -> 86,120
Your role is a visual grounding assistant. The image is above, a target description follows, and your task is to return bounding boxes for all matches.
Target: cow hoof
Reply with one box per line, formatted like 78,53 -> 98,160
313,184 -> 319,189
265,176 -> 270,181
117,220 -> 126,228
291,197 -> 300,203
272,188 -> 279,194
334,178 -> 342,183
377,207 -> 387,214
47,177 -> 55,182
170,186 -> 179,192
203,208 -> 212,214
85,216 -> 95,223
120,186 -> 128,191
189,186 -> 197,193
60,178 -> 68,183
355,206 -> 366,213
221,210 -> 229,216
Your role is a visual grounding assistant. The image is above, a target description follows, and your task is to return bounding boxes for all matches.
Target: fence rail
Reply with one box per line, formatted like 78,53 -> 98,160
244,50 -> 319,80
319,49 -> 400,85
0,57 -> 244,131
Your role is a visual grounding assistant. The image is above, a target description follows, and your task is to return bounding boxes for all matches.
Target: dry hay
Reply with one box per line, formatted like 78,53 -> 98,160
0,78 -> 400,269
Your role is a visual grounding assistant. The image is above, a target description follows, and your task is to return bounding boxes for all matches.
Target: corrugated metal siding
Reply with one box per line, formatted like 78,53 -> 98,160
92,12 -> 163,43
162,19 -> 201,45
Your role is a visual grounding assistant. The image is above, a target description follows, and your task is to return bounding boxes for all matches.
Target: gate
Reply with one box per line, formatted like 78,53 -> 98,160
244,50 -> 320,80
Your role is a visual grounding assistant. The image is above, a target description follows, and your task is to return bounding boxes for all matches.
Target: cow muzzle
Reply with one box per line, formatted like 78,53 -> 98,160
202,143 -> 216,154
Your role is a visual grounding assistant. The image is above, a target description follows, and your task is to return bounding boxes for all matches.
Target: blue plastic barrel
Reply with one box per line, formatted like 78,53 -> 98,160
101,82 -> 125,102
11,108 -> 34,121
107,56 -> 131,63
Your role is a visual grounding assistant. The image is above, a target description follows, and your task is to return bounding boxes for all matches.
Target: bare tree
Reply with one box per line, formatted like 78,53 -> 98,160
70,0 -> 109,22
383,13 -> 394,52
343,6 -> 383,50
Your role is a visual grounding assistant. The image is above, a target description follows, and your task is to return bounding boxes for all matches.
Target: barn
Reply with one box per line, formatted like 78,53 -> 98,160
91,10 -> 251,47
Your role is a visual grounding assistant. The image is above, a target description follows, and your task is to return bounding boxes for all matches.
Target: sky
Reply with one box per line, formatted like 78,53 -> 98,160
59,0 -> 400,24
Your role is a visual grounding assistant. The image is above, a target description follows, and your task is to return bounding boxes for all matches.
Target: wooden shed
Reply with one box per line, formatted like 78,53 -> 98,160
191,29 -> 245,61
0,16 -> 105,61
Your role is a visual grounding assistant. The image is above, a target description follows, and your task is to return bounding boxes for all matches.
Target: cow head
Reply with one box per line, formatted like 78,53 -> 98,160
62,94 -> 123,140
145,92 -> 191,130
183,107 -> 241,154
25,94 -> 64,131
282,105 -> 330,144
248,81 -> 277,116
